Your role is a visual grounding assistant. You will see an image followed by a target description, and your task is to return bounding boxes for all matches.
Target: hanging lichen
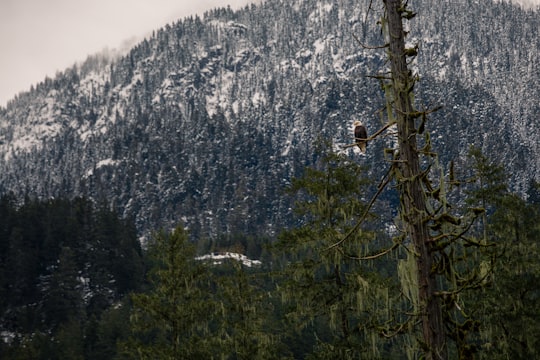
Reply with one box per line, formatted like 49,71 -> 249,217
332,0 -> 498,358
398,248 -> 419,308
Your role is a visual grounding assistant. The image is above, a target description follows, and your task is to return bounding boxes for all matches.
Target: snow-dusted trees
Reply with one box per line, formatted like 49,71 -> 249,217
124,226 -> 284,359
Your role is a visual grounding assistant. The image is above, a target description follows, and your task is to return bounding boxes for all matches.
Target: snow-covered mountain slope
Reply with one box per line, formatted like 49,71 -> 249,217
0,0 -> 538,239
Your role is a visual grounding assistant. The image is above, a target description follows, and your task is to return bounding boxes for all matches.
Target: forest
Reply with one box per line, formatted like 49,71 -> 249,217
1,143 -> 539,359
1,0 -> 539,358
0,0 -> 538,240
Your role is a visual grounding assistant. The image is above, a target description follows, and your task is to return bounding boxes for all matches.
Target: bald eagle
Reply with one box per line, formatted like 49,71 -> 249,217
353,121 -> 367,153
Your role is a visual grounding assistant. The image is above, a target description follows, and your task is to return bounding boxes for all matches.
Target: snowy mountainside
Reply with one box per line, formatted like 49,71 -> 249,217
0,0 -> 538,239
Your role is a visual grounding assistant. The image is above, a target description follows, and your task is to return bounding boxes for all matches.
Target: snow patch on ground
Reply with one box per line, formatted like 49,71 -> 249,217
195,252 -> 262,267
1,331 -> 16,344
0,93 -> 64,161
85,158 -> 121,178
313,38 -> 326,55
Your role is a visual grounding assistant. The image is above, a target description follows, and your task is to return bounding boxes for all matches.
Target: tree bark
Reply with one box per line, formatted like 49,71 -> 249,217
383,0 -> 447,358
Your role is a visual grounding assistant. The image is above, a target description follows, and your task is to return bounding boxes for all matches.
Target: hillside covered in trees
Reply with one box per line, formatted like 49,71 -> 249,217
1,144 -> 539,358
0,196 -> 144,358
0,0 -> 539,240
1,0 -> 539,358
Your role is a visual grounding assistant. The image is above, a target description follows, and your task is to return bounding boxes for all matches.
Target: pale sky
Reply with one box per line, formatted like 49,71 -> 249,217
0,0 -> 258,107
0,0 -> 538,107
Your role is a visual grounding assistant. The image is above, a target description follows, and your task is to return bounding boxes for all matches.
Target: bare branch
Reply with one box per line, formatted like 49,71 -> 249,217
347,243 -> 400,261
341,121 -> 396,150
352,33 -> 389,50
326,166 -> 393,250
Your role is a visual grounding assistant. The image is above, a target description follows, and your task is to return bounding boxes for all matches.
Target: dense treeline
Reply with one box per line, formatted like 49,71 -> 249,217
1,1 -> 539,358
1,145 -> 538,359
0,196 -> 144,359
0,0 -> 538,240
123,147 -> 540,359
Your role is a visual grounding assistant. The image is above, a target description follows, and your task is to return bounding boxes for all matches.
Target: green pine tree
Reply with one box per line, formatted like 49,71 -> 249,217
274,142 -> 401,359
122,226 -> 215,359
462,149 -> 540,358
211,261 -> 289,359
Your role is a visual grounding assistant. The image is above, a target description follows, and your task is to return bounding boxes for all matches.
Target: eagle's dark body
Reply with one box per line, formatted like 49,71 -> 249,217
353,121 -> 367,153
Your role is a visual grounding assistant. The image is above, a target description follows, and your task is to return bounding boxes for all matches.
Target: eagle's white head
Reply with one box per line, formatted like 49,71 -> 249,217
353,120 -> 363,127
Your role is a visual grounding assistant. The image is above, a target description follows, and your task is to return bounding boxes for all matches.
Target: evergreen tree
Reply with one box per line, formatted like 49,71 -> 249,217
211,261 -> 287,359
88,299 -> 132,360
275,142 -> 402,359
480,194 -> 540,358
462,149 -> 540,358
52,319 -> 85,360
358,1 -> 491,358
464,146 -> 508,243
123,226 -> 215,359
380,0 -> 446,356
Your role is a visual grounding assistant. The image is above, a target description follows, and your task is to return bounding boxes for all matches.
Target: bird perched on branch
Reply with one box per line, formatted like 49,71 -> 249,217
353,120 -> 368,153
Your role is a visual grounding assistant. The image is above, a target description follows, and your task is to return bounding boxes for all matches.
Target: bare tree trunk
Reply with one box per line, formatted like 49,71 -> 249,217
383,0 -> 447,358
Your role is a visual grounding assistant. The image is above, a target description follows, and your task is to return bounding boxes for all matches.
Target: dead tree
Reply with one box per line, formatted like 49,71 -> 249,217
382,0 -> 447,358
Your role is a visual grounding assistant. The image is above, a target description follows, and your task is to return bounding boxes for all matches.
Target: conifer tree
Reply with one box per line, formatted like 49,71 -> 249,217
461,149 -> 540,358
352,1 -> 491,358
43,246 -> 85,328
482,195 -> 540,358
211,261 -> 287,360
275,142 -> 401,359
123,226 -> 215,359
378,0 -> 446,356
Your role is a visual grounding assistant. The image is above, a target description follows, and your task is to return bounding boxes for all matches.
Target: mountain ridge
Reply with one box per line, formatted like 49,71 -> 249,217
0,0 -> 538,239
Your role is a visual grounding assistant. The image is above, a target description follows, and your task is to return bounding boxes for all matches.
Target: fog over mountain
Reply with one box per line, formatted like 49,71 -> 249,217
0,0 -> 261,107
0,0 -> 538,240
